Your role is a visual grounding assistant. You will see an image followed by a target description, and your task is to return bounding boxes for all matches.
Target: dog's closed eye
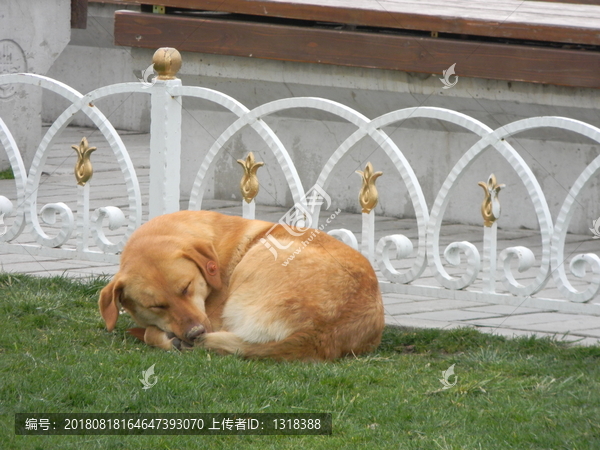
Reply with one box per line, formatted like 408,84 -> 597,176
150,305 -> 168,311
181,282 -> 192,296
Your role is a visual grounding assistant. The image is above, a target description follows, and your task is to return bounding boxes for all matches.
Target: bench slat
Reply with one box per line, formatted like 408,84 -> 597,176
121,0 -> 600,45
115,10 -> 600,89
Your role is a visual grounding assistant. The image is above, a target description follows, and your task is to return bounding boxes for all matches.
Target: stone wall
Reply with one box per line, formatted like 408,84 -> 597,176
0,0 -> 71,171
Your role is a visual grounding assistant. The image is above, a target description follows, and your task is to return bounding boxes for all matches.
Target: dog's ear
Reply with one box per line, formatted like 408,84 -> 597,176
185,241 -> 222,290
98,277 -> 124,331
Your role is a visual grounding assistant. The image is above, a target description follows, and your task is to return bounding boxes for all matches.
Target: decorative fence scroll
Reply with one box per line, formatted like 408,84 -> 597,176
1,48 -> 600,314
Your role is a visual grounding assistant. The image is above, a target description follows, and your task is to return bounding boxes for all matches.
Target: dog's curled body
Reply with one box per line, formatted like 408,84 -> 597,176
99,211 -> 384,361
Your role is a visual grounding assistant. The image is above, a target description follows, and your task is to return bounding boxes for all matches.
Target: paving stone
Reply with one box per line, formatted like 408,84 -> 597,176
463,304 -> 553,315
0,254 -> 60,263
0,260 -> 86,274
568,337 -> 600,346
522,317 -> 600,333
477,327 -> 587,342
66,267 -> 119,277
383,299 -> 485,315
404,309 -> 501,322
467,312 -> 582,328
384,316 -> 474,330
382,294 -> 415,305
573,328 -> 600,338
382,293 -> 440,304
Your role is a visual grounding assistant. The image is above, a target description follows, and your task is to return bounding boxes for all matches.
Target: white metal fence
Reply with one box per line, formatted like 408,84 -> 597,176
1,48 -> 600,315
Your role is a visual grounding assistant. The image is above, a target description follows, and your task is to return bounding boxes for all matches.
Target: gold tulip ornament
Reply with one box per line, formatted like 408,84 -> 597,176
356,162 -> 383,214
72,137 -> 96,186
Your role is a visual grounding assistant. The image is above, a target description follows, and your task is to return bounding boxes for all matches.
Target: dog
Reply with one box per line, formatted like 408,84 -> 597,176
98,210 -> 384,361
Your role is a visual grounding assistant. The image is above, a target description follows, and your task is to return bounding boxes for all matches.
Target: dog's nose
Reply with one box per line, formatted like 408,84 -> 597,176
186,325 -> 206,341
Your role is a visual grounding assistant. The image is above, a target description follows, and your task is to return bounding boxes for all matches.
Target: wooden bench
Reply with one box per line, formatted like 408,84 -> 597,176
111,0 -> 600,88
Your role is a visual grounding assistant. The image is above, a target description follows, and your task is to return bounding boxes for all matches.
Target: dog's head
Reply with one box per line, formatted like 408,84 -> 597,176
98,235 -> 221,346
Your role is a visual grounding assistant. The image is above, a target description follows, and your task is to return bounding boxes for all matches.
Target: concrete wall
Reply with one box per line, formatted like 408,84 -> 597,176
41,3 -> 600,234
0,0 -> 71,170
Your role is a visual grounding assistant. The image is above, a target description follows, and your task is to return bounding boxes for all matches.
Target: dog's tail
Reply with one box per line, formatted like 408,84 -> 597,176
200,328 -> 381,361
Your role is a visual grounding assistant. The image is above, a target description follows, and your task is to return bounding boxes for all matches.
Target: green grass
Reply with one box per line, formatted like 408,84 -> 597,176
1,273 -> 599,449
0,167 -> 15,180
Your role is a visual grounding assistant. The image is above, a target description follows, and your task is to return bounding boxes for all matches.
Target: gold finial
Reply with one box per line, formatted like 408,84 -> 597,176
237,152 -> 264,203
152,47 -> 182,80
72,137 -> 96,186
478,174 -> 505,227
356,162 -> 383,214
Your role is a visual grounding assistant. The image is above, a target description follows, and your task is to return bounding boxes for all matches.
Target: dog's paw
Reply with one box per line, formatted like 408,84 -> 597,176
192,332 -> 209,351
127,327 -> 147,342
166,332 -> 194,351
143,326 -> 179,351
127,326 -> 196,351
195,331 -> 247,356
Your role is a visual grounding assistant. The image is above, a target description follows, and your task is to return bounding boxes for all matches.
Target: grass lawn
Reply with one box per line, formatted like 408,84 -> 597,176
1,273 -> 599,449
0,167 -> 15,180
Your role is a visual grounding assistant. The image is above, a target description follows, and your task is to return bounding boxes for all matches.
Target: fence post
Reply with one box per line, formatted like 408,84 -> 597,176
479,174 -> 504,293
149,47 -> 182,219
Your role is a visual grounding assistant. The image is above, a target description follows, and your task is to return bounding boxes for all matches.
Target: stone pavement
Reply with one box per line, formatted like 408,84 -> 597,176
1,126 -> 599,346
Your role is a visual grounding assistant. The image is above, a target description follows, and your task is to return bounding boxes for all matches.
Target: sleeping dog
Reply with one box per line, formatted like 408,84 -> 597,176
99,210 -> 384,361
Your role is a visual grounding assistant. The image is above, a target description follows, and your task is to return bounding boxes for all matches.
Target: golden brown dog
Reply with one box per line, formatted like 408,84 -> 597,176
98,210 -> 384,361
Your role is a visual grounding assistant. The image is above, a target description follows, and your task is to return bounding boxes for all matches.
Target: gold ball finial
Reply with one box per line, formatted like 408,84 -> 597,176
152,47 -> 182,80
